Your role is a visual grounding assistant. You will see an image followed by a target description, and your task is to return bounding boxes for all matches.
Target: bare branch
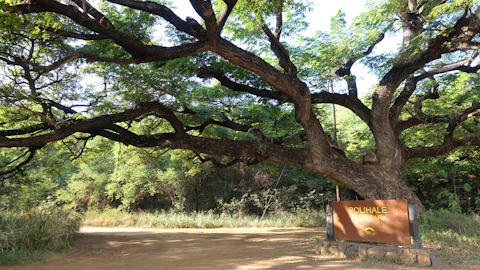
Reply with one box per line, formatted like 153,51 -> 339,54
62,138 -> 89,161
42,98 -> 79,115
445,103 -> 480,138
392,54 -> 479,122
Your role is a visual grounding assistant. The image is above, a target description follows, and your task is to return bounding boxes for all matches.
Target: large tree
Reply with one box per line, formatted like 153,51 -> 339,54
1,0 -> 480,211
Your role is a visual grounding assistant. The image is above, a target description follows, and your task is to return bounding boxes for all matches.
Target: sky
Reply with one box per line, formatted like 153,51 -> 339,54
172,1 -> 368,33
172,0 -> 380,95
305,1 -> 367,33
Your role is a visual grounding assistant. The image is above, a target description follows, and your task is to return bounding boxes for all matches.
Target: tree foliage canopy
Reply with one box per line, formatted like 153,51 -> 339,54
1,0 -> 480,211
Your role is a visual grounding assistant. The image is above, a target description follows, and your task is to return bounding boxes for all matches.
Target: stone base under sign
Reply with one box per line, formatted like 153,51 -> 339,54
315,240 -> 441,267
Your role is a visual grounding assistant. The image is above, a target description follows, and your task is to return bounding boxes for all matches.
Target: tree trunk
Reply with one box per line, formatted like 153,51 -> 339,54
355,166 -> 426,212
306,150 -> 426,213
335,166 -> 426,212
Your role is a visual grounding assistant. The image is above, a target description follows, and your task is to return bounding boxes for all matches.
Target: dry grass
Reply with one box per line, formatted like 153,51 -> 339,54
0,207 -> 82,266
83,208 -> 326,228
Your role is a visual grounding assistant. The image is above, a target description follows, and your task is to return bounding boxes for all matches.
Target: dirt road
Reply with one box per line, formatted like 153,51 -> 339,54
11,227 -> 410,269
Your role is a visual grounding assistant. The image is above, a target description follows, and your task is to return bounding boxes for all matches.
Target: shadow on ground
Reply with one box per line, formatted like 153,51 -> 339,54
10,227 -> 410,270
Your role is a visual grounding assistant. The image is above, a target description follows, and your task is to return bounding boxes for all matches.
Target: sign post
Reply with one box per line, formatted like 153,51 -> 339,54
326,204 -> 334,241
332,200 -> 411,245
408,204 -> 423,249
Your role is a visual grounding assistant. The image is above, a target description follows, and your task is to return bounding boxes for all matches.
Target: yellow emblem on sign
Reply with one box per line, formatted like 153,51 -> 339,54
364,225 -> 377,237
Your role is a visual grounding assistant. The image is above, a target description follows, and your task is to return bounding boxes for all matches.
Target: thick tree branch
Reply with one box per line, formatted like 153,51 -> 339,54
0,123 -> 51,137
390,76 -> 417,121
199,69 -> 372,124
262,22 -> 297,76
415,53 -> 479,81
0,101 -> 185,147
377,10 -> 479,115
6,0 -> 210,59
39,26 -> 107,40
406,134 -> 480,159
137,134 -> 308,168
454,41 -> 480,50
183,110 -> 289,145
0,147 -> 41,177
217,0 -> 237,32
445,103 -> 480,138
397,102 -> 480,132
186,114 -> 259,136
335,33 -> 385,97
392,54 -> 479,122
71,0 -> 114,28
198,70 -> 289,102
0,101 -> 309,170
106,0 -> 207,40
311,92 -> 372,125
28,45 -> 209,72
190,0 -> 218,42
274,10 -> 283,39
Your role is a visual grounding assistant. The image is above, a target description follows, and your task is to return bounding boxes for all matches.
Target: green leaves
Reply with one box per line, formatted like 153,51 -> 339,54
223,0 -> 312,49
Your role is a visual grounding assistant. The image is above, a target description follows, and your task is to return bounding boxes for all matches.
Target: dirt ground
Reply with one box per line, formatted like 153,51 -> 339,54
8,227 -> 423,270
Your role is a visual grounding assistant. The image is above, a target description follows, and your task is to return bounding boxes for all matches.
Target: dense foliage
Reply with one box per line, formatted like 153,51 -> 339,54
0,0 -> 479,213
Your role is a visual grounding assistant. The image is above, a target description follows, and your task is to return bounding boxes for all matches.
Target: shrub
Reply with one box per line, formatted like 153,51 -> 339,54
0,206 -> 82,252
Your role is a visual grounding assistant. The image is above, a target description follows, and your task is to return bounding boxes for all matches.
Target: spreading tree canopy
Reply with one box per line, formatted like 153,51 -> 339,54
1,0 -> 480,211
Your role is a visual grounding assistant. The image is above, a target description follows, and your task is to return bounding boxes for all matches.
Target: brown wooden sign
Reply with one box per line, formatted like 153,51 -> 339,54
333,200 -> 411,245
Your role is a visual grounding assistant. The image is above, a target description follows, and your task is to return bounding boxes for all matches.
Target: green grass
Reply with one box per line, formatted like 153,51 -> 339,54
83,208 -> 326,228
0,249 -> 57,266
0,206 -> 82,266
418,210 -> 480,268
419,209 -> 480,246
